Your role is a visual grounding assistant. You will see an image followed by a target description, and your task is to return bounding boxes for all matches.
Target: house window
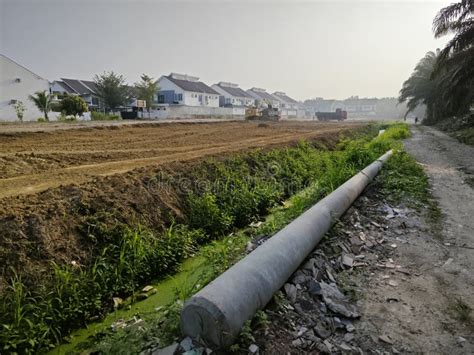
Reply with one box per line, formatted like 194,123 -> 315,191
225,98 -> 231,104
158,95 -> 165,103
92,97 -> 99,105
178,93 -> 183,101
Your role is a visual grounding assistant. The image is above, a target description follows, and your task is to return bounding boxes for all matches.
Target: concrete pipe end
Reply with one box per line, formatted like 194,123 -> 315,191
181,296 -> 234,349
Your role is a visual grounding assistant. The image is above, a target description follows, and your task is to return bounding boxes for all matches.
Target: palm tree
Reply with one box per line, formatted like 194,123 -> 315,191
432,0 -> 474,117
399,50 -> 444,123
29,91 -> 52,121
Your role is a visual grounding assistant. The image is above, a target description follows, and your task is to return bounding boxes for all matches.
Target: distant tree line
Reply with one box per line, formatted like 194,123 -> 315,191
399,0 -> 473,125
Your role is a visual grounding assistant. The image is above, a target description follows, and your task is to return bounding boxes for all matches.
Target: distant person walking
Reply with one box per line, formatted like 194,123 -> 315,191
415,116 -> 419,124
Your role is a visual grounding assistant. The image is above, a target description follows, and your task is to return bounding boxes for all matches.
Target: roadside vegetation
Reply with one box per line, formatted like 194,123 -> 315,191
399,0 -> 473,128
0,123 -> 411,353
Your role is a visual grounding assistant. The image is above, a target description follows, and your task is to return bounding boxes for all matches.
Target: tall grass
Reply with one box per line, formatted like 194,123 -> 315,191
0,123 -> 409,353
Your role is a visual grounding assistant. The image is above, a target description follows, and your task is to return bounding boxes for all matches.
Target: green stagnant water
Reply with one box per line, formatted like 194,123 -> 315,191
50,255 -> 210,354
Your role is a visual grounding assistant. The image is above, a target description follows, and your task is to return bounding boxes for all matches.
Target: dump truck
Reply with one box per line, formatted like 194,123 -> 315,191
316,108 -> 347,121
245,105 -> 280,121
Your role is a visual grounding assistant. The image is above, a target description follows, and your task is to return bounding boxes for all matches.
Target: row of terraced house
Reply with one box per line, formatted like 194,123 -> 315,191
1,53 -> 307,121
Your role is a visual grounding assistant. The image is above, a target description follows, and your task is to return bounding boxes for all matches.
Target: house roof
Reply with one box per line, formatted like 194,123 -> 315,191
247,88 -> 277,102
165,75 -> 219,95
54,80 -> 75,94
60,78 -> 97,95
215,83 -> 253,99
272,92 -> 299,104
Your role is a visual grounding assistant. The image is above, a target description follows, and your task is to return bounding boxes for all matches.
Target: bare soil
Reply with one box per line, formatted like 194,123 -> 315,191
0,121 -> 365,198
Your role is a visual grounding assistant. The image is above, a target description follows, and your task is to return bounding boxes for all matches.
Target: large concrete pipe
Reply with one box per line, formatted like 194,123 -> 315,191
181,150 -> 393,348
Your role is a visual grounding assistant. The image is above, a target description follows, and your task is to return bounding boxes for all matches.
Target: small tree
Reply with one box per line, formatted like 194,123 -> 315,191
134,74 -> 159,117
29,91 -> 52,121
13,101 -> 26,122
61,94 -> 88,117
94,71 -> 129,112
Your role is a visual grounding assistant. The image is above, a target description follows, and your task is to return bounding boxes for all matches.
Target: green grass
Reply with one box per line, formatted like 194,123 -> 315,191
1,123 -> 410,354
450,127 -> 474,146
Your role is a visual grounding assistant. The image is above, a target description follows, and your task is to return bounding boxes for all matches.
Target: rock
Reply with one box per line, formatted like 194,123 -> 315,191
248,343 -> 259,353
379,334 -> 394,344
180,337 -> 193,351
339,342 -> 352,351
345,323 -> 355,332
303,258 -> 316,271
293,273 -> 309,285
457,336 -> 466,343
142,285 -> 154,293
308,279 -> 322,296
319,282 -> 359,318
183,350 -> 204,355
326,268 -> 336,283
344,333 -> 355,342
314,322 -> 332,339
152,343 -> 179,355
299,299 -> 315,311
388,280 -> 399,287
323,339 -> 333,352
284,283 -> 297,303
291,338 -> 304,347
342,254 -> 354,268
332,317 -> 345,329
297,326 -> 309,337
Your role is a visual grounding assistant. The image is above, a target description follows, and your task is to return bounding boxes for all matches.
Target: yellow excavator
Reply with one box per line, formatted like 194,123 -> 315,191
245,103 -> 280,121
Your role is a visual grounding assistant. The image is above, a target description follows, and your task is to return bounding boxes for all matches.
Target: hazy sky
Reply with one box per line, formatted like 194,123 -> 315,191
1,0 -> 452,100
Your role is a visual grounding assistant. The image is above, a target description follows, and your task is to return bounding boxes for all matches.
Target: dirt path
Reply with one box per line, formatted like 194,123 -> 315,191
359,125 -> 474,353
0,121 -> 365,198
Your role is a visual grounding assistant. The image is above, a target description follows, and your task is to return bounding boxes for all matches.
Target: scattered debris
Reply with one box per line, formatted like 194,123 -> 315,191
379,334 -> 394,345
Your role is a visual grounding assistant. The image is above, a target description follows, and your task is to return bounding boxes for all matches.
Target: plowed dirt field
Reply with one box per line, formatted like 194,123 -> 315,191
0,121 -> 366,199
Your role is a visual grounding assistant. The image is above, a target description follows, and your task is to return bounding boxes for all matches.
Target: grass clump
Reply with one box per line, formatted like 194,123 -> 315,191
91,111 -> 121,121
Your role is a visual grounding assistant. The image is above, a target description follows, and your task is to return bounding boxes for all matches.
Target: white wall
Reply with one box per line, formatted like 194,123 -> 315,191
0,55 -> 50,121
158,76 -> 219,107
136,105 -> 245,119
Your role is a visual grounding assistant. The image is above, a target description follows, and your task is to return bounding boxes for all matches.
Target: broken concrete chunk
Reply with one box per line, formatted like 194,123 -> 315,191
248,343 -> 259,353
308,279 -> 322,296
319,281 -> 359,318
379,334 -> 394,344
314,322 -> 332,339
284,283 -> 297,303
342,254 -> 354,268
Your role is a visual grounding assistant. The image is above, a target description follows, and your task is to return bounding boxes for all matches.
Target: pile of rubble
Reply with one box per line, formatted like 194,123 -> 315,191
247,190 -> 424,354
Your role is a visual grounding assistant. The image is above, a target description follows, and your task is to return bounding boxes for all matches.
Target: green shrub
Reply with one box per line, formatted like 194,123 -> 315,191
188,193 -> 234,237
91,111 -> 121,121
37,117 -> 46,122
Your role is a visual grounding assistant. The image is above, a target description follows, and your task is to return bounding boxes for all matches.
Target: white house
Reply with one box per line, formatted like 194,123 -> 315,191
157,73 -> 220,107
211,82 -> 255,107
272,92 -> 300,110
246,87 -> 280,108
0,54 -> 50,121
